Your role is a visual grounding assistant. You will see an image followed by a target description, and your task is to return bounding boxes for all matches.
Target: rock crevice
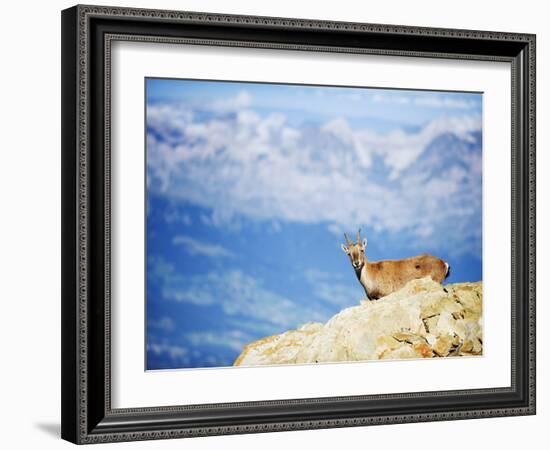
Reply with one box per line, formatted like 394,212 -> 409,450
234,277 -> 482,367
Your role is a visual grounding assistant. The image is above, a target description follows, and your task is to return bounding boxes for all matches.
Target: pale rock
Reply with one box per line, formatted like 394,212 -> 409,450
234,277 -> 483,366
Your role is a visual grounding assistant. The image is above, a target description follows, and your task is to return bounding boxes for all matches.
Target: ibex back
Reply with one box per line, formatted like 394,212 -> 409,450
341,229 -> 449,300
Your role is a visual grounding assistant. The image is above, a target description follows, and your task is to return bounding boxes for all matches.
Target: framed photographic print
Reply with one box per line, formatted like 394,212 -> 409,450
61,4 -> 536,444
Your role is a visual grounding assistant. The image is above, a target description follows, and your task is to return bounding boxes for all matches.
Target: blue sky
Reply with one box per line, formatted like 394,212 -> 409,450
145,78 -> 483,370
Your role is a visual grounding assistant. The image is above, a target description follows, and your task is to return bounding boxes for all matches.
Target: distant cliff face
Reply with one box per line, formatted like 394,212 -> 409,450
234,277 -> 482,367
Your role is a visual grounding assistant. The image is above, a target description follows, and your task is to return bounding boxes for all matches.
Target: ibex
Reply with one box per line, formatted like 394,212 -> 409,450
341,229 -> 449,300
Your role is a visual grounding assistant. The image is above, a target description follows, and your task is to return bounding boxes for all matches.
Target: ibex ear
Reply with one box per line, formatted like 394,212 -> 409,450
362,238 -> 367,250
340,244 -> 349,254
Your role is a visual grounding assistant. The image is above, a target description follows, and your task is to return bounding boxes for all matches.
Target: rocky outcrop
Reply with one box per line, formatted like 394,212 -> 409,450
234,277 -> 482,367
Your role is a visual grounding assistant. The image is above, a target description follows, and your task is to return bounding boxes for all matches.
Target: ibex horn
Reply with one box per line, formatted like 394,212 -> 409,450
344,232 -> 352,246
356,228 -> 362,243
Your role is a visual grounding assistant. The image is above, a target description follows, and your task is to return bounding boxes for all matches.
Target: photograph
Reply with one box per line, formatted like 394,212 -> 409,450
145,78 -> 483,370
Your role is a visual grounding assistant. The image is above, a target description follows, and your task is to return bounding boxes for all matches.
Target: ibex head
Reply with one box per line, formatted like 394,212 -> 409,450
341,229 -> 368,271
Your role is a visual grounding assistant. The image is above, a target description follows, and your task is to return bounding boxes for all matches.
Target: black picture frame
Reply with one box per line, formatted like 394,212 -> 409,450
61,4 -> 536,444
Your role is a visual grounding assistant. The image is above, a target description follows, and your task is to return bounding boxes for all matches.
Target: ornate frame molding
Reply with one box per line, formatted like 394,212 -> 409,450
61,5 -> 536,444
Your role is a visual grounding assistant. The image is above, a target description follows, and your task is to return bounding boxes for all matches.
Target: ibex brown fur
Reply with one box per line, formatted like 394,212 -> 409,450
341,229 -> 449,300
